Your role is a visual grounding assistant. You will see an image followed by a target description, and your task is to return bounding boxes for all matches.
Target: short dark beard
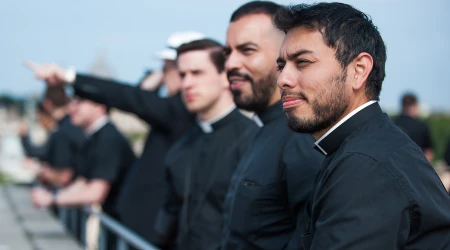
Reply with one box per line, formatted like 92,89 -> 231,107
285,71 -> 349,133
228,69 -> 278,114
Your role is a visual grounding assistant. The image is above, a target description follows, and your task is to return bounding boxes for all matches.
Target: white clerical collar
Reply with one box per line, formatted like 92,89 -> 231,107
85,115 -> 109,137
197,104 -> 236,133
314,100 -> 378,155
252,115 -> 264,127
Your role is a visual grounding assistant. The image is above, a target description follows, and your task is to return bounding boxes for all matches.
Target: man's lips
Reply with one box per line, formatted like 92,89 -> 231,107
184,93 -> 196,101
282,96 -> 306,108
228,76 -> 249,90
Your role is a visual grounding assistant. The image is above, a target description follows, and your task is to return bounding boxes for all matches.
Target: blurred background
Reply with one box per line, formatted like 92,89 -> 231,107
1,0 -> 449,176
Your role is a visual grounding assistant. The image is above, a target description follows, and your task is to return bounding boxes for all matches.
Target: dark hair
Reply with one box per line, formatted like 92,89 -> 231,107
274,3 -> 387,101
401,93 -> 418,108
36,101 -> 50,116
44,86 -> 69,107
176,39 -> 225,73
230,1 -> 280,22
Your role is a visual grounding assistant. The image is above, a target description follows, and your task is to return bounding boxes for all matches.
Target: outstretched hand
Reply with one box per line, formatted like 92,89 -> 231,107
23,60 -> 68,86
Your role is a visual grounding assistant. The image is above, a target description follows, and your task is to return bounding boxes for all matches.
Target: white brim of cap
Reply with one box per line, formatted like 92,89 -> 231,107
154,49 -> 176,61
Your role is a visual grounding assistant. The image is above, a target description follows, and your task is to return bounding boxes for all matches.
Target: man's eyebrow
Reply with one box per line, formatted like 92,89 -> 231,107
277,49 -> 314,64
286,49 -> 314,61
236,42 -> 259,50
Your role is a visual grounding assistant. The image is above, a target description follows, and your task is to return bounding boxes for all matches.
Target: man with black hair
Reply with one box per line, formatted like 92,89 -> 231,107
24,31 -> 205,244
37,86 -> 85,187
156,39 -> 258,250
19,101 -> 56,162
32,97 -> 136,250
221,1 -> 323,249
394,93 -> 434,162
274,2 -> 450,249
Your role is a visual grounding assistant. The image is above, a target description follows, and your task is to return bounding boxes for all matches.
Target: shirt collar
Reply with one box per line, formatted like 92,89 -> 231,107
253,101 -> 284,127
197,104 -> 236,133
85,115 -> 109,137
314,100 -> 379,156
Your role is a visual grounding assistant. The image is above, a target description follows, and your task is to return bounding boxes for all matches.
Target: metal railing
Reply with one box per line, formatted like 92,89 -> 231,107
58,206 -> 159,250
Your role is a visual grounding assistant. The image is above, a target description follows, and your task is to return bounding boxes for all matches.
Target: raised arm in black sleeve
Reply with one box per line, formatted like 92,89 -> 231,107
21,134 -> 48,161
73,74 -> 191,133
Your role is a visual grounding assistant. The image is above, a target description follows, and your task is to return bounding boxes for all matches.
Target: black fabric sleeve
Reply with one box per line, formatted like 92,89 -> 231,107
444,138 -> 450,166
282,134 -> 323,250
155,167 -> 181,245
20,134 -> 48,161
422,124 -> 433,150
73,74 -> 190,133
46,132 -> 74,169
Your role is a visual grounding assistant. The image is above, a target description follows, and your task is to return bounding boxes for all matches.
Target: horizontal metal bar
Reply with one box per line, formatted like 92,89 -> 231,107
83,207 -> 159,250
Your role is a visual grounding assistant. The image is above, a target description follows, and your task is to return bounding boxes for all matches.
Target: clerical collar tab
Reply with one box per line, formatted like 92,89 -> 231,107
198,121 -> 213,133
253,115 -> 264,127
314,101 -> 380,156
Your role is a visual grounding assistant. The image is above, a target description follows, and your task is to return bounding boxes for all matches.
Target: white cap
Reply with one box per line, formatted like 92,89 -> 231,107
154,31 -> 206,61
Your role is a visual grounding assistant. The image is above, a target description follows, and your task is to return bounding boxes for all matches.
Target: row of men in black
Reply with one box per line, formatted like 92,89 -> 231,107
27,1 -> 450,250
29,88 -> 137,249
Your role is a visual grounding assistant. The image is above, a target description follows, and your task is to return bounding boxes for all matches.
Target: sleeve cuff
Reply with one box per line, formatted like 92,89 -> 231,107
65,67 -> 77,85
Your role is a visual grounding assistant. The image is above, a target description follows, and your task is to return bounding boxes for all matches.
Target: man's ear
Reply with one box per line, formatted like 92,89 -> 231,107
351,52 -> 373,91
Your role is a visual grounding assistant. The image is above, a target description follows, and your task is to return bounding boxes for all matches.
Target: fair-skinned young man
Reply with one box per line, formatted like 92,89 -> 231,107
274,3 -> 450,249
156,39 -> 258,250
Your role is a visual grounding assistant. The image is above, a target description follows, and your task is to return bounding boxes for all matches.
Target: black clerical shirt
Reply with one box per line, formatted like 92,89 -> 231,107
75,121 -> 136,218
72,74 -> 195,242
46,115 -> 85,169
394,114 -> 433,151
303,101 -> 450,250
221,101 -> 323,250
156,108 -> 258,250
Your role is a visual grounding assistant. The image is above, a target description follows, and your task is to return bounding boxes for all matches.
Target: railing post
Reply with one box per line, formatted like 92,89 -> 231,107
118,238 -> 129,250
81,209 -> 88,247
99,224 -> 107,250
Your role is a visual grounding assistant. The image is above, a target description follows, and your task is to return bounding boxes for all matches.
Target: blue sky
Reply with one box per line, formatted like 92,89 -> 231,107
2,0 -> 449,112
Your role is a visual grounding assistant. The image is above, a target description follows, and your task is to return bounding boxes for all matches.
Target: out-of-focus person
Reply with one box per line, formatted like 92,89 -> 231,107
32,97 -> 136,250
19,101 -> 56,162
394,93 -> 434,162
36,86 -> 85,187
24,31 -> 205,245
155,39 -> 258,250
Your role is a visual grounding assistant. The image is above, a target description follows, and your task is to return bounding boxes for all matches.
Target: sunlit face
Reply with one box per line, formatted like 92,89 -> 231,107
69,98 -> 102,129
225,14 -> 283,113
277,26 -> 351,134
178,50 -> 228,114
162,60 -> 182,96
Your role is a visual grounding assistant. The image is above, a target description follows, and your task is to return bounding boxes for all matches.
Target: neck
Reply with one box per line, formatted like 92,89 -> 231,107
198,92 -> 235,121
312,95 -> 370,140
85,114 -> 108,134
